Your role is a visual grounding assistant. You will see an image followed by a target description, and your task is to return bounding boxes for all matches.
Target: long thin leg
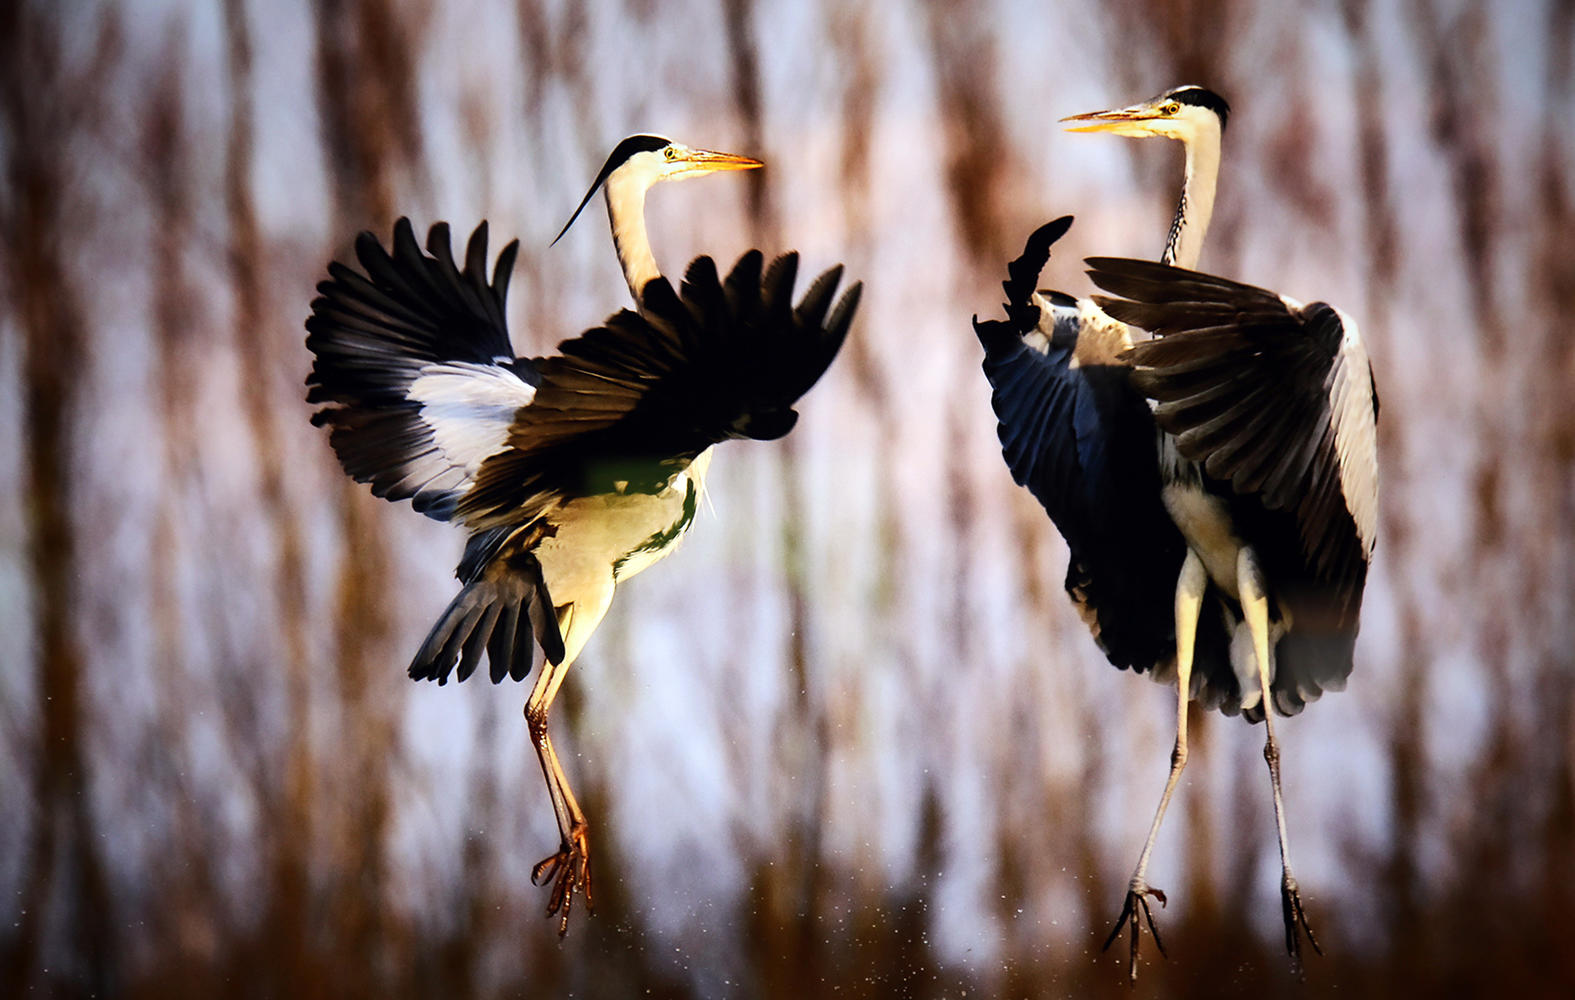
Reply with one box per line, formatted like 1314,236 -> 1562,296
524,605 -> 594,936
525,654 -> 576,832
1106,548 -> 1207,983
1237,547 -> 1321,977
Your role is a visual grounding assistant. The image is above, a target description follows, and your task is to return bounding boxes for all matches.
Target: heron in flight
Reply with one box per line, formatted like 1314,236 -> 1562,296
305,135 -> 860,934
975,89 -> 1377,980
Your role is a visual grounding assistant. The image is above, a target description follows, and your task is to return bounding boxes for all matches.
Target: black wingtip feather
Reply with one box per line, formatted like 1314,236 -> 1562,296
408,544 -> 562,685
763,252 -> 800,310
793,264 -> 843,331
827,281 -> 861,344
426,220 -> 453,258
306,217 -> 528,523
683,253 -> 721,290
1005,217 -> 1073,306
492,239 -> 519,307
974,216 -> 1075,356
724,249 -> 765,306
462,219 -> 487,264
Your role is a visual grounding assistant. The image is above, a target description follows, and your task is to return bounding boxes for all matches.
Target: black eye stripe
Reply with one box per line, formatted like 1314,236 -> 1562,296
1161,87 -> 1231,130
607,134 -> 671,167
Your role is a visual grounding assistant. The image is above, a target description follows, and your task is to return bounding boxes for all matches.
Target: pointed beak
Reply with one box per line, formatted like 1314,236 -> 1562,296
673,147 -> 765,176
1060,104 -> 1158,135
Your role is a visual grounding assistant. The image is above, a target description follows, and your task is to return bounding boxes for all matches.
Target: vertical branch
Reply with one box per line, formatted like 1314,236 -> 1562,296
822,4 -> 889,413
141,42 -> 227,977
1523,15 -> 1574,984
311,0 -> 426,987
220,0 -> 322,987
1412,0 -> 1501,331
1100,0 -> 1243,95
1178,703 -> 1217,927
723,0 -> 773,236
0,3 -> 117,993
720,1 -> 829,983
920,0 -> 1013,267
1340,0 -> 1400,291
1533,3 -> 1575,966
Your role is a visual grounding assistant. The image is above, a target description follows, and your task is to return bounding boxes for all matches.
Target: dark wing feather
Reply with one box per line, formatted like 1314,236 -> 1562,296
1088,257 -> 1379,718
305,218 -> 536,521
1088,257 -> 1377,601
458,251 -> 860,528
975,221 -> 1236,703
408,522 -> 565,684
306,219 -> 563,685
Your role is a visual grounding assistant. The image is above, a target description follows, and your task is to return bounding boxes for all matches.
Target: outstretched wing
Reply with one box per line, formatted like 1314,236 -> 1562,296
1087,257 -> 1378,611
306,219 -> 562,683
305,217 -> 536,521
458,251 -> 861,528
974,220 -> 1236,702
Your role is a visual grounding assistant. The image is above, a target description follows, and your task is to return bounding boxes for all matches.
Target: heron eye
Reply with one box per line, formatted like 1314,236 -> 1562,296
663,147 -> 678,161
1163,102 -> 1181,115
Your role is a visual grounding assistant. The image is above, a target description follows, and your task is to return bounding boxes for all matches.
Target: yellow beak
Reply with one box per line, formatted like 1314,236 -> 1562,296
1059,105 -> 1160,135
674,148 -> 765,175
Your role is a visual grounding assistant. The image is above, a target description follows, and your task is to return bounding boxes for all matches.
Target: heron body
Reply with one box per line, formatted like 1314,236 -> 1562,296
977,88 -> 1377,980
306,135 -> 860,932
1097,259 -> 1378,712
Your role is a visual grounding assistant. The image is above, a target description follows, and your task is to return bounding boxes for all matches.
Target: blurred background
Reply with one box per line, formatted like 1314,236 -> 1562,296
3,0 -> 1572,996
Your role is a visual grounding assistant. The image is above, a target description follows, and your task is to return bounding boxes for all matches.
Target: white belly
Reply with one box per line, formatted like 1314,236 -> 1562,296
528,451 -> 711,666
1160,450 -> 1288,709
535,470 -> 697,595
1162,480 -> 1244,599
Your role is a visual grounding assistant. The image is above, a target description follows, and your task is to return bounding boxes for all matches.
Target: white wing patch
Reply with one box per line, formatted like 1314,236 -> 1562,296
408,361 -> 537,486
1325,308 -> 1379,556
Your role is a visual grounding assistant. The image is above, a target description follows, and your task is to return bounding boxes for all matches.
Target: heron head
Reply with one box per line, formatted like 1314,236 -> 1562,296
553,134 -> 763,245
1060,86 -> 1230,142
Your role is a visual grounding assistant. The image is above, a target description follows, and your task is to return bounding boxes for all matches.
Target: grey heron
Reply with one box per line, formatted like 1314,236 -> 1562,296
975,89 -> 1377,980
305,134 -> 861,934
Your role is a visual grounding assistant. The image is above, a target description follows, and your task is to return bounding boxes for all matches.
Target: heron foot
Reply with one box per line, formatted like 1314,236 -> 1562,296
531,823 -> 593,936
1103,881 -> 1168,983
1280,873 -> 1322,978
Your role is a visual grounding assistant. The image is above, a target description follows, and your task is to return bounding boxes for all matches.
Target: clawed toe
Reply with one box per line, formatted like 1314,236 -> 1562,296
1104,883 -> 1168,983
531,825 -> 594,936
1280,874 -> 1321,978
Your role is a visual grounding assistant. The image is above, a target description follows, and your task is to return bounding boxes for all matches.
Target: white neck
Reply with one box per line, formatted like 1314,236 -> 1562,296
1163,124 -> 1220,270
604,170 -> 659,304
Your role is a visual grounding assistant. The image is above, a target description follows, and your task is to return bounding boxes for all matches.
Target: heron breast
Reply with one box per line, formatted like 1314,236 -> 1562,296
1161,481 -> 1243,598
533,470 -> 699,598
